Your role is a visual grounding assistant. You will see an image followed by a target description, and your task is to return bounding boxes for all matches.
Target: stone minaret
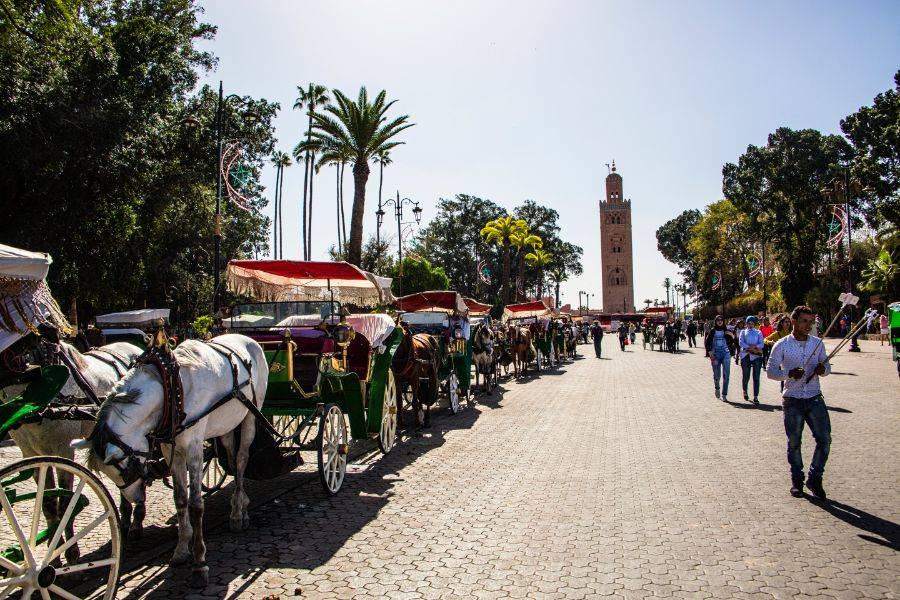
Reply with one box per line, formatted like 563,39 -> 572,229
599,161 -> 635,313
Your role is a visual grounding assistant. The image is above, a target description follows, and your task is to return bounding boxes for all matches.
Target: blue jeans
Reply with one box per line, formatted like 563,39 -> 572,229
783,395 -> 831,479
740,355 -> 762,398
711,349 -> 731,396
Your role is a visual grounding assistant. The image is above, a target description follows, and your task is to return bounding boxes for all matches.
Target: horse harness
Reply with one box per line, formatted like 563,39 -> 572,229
92,340 -> 275,489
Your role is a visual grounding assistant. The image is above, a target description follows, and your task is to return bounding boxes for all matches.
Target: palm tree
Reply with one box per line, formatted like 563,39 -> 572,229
293,83 -> 329,260
548,268 -> 568,309
663,277 -> 672,307
374,149 -> 392,247
511,229 -> 542,301
269,151 -> 291,259
480,217 -> 527,305
643,299 -> 652,310
308,87 -> 414,266
525,248 -> 552,299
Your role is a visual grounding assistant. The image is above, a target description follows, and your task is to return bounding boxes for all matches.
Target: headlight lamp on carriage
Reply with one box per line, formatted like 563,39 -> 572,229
334,324 -> 355,347
452,326 -> 464,340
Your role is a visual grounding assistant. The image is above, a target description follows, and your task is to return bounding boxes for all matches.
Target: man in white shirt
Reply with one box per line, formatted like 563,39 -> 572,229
766,305 -> 832,499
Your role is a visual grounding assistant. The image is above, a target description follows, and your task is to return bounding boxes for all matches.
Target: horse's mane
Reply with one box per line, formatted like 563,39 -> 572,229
59,341 -> 91,372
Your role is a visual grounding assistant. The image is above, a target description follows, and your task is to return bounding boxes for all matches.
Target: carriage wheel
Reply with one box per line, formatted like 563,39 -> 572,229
377,371 -> 398,454
317,404 -> 348,496
447,373 -> 461,414
0,456 -> 121,599
201,441 -> 228,495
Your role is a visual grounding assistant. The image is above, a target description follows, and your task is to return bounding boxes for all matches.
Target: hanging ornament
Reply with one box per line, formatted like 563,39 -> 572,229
711,270 -> 722,291
826,205 -> 847,248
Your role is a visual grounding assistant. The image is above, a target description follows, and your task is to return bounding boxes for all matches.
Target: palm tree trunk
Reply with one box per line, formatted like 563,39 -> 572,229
308,150 -> 316,259
377,160 -> 384,246
301,154 -> 309,260
517,252 -> 526,301
273,164 -> 281,258
347,160 -> 371,266
502,242 -> 511,305
555,282 -> 560,308
339,161 -> 347,249
278,164 -> 285,259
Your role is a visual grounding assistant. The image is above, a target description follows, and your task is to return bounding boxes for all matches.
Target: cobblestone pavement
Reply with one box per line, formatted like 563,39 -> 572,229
4,339 -> 899,599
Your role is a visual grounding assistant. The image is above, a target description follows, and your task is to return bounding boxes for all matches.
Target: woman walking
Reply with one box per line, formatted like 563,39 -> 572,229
739,315 -> 764,404
765,315 -> 792,392
705,315 -> 737,401
759,316 -> 774,367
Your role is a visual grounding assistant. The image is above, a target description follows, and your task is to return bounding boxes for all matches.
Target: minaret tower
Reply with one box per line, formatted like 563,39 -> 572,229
598,161 -> 635,313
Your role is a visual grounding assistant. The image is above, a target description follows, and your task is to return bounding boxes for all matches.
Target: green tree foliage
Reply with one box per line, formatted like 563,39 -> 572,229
656,209 -> 702,281
722,128 -> 853,308
513,200 -> 584,295
0,0 -> 276,325
687,200 -> 753,309
391,256 -> 448,297
411,195 -> 506,302
840,70 -> 900,229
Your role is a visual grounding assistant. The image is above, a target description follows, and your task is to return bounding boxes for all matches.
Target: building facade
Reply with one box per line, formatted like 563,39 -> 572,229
598,161 -> 635,313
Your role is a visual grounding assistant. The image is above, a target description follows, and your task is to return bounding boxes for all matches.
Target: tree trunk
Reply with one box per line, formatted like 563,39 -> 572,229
278,164 -> 285,258
308,150 -> 316,259
335,162 -> 342,251
516,252 -> 526,300
340,161 -> 347,249
273,164 -> 280,258
301,154 -> 309,260
501,241 -> 511,305
347,160 -> 371,266
554,282 -> 560,308
377,160 -> 384,246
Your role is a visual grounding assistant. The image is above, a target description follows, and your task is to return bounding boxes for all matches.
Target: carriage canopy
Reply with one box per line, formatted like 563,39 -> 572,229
226,260 -> 389,306
464,298 -> 492,315
502,300 -> 551,321
395,291 -> 467,314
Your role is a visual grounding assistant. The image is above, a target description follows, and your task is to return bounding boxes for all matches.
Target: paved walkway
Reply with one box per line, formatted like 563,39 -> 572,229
9,339 -> 900,598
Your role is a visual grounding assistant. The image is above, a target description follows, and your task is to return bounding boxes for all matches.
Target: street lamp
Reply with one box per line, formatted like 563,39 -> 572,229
183,81 -> 259,314
376,191 -> 422,297
577,291 -> 593,315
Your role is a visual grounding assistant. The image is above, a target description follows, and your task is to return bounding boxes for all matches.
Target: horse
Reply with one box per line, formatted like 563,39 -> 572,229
73,334 -> 268,587
654,325 -> 667,351
3,330 -> 144,560
494,326 -> 513,378
391,326 -> 441,428
506,323 -> 534,378
471,322 -> 496,394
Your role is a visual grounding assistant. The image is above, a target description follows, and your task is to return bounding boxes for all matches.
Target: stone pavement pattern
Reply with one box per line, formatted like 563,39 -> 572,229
7,339 -> 900,598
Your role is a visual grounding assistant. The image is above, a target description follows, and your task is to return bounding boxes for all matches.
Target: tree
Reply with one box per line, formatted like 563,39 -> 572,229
391,256 -> 448,297
656,209 -> 702,282
269,151 -> 291,258
723,127 -> 853,308
663,278 -> 672,307
510,228 -> 542,301
374,149 -> 392,247
840,70 -> 900,229
412,195 -> 506,301
687,199 -> 753,312
525,248 -> 552,298
480,216 -> 527,304
644,299 -> 652,309
293,83 -> 329,260
0,0 -> 276,324
513,200 -> 583,295
309,87 -> 414,266
548,269 -> 568,308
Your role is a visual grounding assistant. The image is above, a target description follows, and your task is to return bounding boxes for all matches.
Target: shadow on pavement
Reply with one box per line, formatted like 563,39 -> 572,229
724,400 -> 852,414
808,497 -> 899,551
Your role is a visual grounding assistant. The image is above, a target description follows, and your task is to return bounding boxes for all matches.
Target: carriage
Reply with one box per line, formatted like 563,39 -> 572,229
464,298 -> 498,393
0,244 -> 123,599
394,291 -> 473,415
222,260 -> 402,495
94,308 -> 170,348
503,300 -> 553,371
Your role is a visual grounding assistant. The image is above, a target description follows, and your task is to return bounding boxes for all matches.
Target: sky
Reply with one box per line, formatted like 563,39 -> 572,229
196,0 -> 900,309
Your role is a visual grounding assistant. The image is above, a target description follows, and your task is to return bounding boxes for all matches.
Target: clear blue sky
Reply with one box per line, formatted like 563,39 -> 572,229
197,0 -> 900,309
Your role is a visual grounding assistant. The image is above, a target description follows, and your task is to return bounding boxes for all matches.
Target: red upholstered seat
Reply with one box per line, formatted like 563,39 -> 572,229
344,335 -> 371,383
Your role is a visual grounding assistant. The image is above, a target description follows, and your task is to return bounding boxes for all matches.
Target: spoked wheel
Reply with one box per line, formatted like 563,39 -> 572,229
201,442 -> 227,495
317,404 -> 348,496
0,456 -> 121,600
377,371 -> 398,454
447,373 -> 461,414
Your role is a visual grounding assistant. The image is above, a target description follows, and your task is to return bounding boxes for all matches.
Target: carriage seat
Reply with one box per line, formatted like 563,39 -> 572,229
344,335 -> 371,384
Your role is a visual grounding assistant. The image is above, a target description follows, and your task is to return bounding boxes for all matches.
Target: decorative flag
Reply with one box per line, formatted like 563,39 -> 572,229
827,205 -> 847,248
711,270 -> 721,291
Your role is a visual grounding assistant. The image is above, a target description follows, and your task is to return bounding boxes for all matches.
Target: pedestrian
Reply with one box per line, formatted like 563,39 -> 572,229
766,305 -> 832,499
590,319 -> 604,358
617,322 -> 628,351
759,316 -> 774,367
733,319 -> 745,365
641,319 -> 652,350
704,315 -> 737,401
686,319 -> 698,348
739,315 -> 764,404
880,312 -> 890,346
664,320 -> 677,353
629,322 -> 636,345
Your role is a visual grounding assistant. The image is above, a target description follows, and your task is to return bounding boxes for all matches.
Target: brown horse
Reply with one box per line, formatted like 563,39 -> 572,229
506,323 -> 534,378
391,326 -> 441,428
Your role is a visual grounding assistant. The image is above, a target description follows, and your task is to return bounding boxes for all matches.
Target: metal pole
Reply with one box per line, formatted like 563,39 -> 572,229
213,81 -> 223,314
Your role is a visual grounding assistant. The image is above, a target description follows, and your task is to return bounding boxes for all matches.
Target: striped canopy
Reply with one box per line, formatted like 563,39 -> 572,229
395,291 -> 467,314
502,300 -> 551,321
226,260 -> 385,305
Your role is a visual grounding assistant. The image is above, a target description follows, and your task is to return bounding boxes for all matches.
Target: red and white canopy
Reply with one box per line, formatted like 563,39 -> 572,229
395,291 -> 467,314
464,298 -> 492,315
502,300 -> 551,321
226,260 -> 386,305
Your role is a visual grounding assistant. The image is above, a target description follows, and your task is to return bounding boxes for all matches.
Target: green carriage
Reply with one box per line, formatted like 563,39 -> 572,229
395,291 -> 473,413
0,244 -> 123,599
503,300 -> 554,370
223,260 -> 402,495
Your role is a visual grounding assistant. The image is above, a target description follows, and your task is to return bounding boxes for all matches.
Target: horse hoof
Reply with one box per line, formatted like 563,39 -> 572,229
65,545 -> 80,565
127,526 -> 143,542
170,550 -> 191,566
190,566 -> 209,588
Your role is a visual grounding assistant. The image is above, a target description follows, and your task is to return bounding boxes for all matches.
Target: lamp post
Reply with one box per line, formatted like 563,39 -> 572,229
184,81 -> 260,315
376,191 -> 422,298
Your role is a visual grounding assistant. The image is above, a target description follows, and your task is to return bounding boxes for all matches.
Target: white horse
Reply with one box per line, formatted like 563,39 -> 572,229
7,339 -> 143,560
74,334 -> 267,587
